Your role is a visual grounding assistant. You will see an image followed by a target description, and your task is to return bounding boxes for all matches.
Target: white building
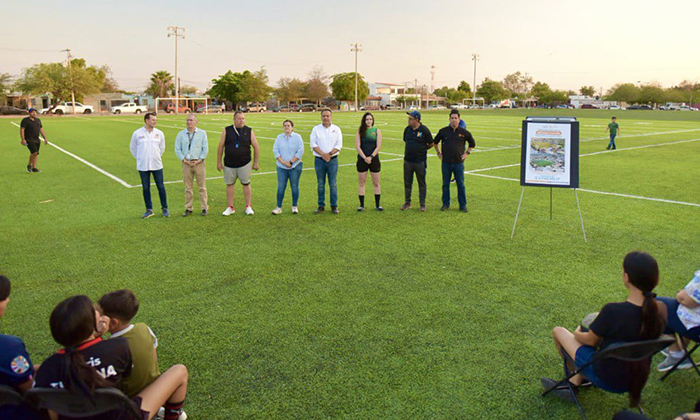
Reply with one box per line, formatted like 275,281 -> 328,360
370,82 -> 419,107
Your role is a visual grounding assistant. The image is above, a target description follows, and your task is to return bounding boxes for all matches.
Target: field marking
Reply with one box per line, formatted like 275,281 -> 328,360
10,122 -> 134,188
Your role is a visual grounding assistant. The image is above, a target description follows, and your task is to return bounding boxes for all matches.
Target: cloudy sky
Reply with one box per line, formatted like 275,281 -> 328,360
2,0 -> 699,93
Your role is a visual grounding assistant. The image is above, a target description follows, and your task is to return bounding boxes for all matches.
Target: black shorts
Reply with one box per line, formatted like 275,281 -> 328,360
26,141 -> 41,154
356,155 -> 381,173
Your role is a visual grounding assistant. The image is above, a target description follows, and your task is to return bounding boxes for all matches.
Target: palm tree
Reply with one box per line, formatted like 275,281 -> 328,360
146,71 -> 174,99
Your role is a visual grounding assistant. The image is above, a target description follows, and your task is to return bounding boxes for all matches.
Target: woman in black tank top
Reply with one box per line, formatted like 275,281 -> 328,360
355,112 -> 383,211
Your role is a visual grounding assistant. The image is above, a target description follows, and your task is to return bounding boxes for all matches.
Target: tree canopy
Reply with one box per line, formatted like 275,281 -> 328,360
14,58 -> 103,104
502,71 -> 533,98
277,77 -> 306,104
476,78 -> 509,103
329,72 -> 368,102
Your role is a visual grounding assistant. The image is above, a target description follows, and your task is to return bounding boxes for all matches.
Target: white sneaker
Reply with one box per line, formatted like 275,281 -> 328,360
291,206 -> 299,214
222,206 -> 235,216
272,207 -> 282,215
156,407 -> 187,420
245,206 -> 254,215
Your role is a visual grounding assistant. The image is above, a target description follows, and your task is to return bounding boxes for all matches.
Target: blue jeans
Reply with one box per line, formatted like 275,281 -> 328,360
314,157 -> 338,207
608,134 -> 617,149
139,169 -> 168,210
276,163 -> 302,207
657,296 -> 700,340
442,161 -> 466,208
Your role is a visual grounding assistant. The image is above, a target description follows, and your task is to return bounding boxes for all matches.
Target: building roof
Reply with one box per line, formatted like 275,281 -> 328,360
366,96 -> 382,100
374,82 -> 405,87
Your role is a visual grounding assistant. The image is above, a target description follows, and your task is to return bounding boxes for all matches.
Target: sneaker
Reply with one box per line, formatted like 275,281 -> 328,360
658,354 -> 694,372
26,165 -> 32,173
156,407 -> 187,420
376,206 -> 384,211
606,146 -> 611,150
272,207 -> 282,215
201,209 -> 208,216
245,206 -> 254,215
141,209 -> 154,219
357,206 -> 365,212
222,206 -> 235,216
182,210 -> 193,217
400,203 -> 411,211
314,206 -> 325,214
459,207 -> 469,213
162,208 -> 170,218
31,167 -> 41,173
420,205 -> 426,212
291,206 -> 299,214
441,205 -> 449,211
331,206 -> 339,214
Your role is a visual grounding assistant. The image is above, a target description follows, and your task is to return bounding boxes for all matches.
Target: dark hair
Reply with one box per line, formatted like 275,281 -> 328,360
50,295 -> 110,395
144,112 -> 156,122
622,251 -> 665,407
283,119 -> 294,127
0,275 -> 10,301
612,116 -> 617,120
358,112 -> 374,139
321,108 -> 332,115
98,289 -> 139,322
450,109 -> 460,117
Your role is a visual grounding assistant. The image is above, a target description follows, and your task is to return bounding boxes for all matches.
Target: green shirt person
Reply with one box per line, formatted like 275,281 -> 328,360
606,117 -> 621,150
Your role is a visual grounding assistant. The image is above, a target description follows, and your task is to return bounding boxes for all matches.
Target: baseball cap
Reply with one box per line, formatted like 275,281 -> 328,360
406,110 -> 421,120
28,108 -> 37,113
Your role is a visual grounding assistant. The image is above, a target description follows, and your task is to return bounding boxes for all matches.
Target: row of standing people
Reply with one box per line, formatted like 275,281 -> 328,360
129,109 -> 476,218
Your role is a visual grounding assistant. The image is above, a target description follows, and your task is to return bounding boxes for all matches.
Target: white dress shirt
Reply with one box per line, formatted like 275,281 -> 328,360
309,123 -> 343,157
130,126 -> 166,171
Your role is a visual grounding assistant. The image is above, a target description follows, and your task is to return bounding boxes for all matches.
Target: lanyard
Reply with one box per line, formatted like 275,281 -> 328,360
233,126 -> 241,148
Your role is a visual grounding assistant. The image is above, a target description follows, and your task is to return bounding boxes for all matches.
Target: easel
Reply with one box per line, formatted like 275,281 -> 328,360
510,186 -> 587,242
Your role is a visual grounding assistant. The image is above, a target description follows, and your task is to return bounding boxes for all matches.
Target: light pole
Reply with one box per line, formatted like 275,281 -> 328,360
472,54 -> 479,106
62,49 -> 76,114
167,26 -> 185,113
430,65 -> 435,108
350,43 -> 362,111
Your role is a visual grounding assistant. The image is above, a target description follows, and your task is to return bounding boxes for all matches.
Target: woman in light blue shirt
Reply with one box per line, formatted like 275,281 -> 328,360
272,120 -> 304,214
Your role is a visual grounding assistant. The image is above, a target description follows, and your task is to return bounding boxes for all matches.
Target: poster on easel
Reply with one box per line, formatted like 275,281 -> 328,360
520,117 -> 579,188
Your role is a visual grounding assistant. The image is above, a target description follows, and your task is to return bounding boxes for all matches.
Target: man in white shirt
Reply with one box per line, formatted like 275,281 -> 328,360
130,112 -> 169,219
309,109 -> 342,214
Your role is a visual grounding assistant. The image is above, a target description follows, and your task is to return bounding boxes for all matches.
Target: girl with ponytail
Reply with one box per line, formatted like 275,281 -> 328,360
549,251 -> 667,408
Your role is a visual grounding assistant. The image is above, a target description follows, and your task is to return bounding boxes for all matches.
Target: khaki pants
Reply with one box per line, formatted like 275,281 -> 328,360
182,160 -> 208,211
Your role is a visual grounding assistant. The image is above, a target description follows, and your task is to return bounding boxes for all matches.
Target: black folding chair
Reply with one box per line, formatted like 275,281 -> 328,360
660,333 -> 700,380
0,385 -> 25,407
541,337 -> 675,420
26,387 -> 141,419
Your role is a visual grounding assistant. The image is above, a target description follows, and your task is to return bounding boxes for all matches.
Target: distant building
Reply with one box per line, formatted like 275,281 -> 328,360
370,82 -> 419,107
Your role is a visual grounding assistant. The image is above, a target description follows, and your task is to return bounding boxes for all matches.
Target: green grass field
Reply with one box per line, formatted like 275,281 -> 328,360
1,109 -> 699,419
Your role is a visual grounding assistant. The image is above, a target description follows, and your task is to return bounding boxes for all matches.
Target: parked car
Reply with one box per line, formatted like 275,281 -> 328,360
428,105 -> 447,110
273,104 -> 298,112
608,105 -> 622,110
555,104 -> 569,109
246,103 -> 266,112
298,104 -> 318,112
679,105 -> 693,111
111,103 -> 148,114
195,105 -> 225,113
450,103 -> 469,110
165,103 -> 191,114
638,105 -> 653,110
384,104 -> 401,110
41,102 -> 94,114
580,104 -> 599,109
0,106 -> 29,115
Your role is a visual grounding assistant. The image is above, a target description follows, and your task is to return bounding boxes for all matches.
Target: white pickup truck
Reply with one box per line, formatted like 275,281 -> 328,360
41,102 -> 94,114
111,103 -> 149,114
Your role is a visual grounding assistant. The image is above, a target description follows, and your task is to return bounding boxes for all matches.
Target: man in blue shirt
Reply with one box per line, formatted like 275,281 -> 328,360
175,114 -> 209,216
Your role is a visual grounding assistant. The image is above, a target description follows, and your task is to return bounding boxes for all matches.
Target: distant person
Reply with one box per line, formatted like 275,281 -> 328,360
355,112 -> 384,211
401,110 -> 433,212
272,120 -> 304,214
310,109 -> 343,214
606,116 -> 621,150
434,110 -> 475,212
175,114 -> 209,217
19,108 -> 48,173
216,111 -> 260,216
130,112 -> 169,219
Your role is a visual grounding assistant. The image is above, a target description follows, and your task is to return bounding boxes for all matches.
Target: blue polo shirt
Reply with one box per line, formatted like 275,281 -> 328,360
174,128 -> 208,161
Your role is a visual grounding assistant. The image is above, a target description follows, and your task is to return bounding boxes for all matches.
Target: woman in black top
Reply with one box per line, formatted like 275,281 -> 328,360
354,112 -> 383,211
550,251 -> 667,407
35,296 -> 189,420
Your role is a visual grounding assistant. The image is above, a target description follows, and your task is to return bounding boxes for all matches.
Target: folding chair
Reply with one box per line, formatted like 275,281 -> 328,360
0,385 -> 25,407
0,384 -> 44,419
660,333 -> 700,381
26,387 -> 141,420
541,337 -> 675,420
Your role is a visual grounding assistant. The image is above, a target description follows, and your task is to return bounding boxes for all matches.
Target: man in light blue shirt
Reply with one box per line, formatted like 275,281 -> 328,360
272,119 -> 304,214
175,114 -> 209,216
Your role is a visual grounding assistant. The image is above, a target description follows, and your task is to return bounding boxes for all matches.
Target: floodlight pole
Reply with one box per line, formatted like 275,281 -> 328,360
472,54 -> 479,106
167,26 -> 185,113
430,65 -> 435,108
62,49 -> 76,115
351,43 -> 362,112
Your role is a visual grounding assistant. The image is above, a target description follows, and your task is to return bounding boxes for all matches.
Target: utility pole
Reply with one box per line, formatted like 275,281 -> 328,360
62,49 -> 76,114
414,78 -> 418,108
430,65 -> 435,108
472,54 -> 479,106
167,26 -> 185,113
350,43 -> 362,112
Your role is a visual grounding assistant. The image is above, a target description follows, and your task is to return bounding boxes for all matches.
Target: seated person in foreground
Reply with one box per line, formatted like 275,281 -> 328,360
550,251 -> 667,407
35,295 -> 189,420
656,269 -> 700,371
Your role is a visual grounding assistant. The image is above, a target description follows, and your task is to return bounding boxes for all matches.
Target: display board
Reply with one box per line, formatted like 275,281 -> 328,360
520,117 -> 579,188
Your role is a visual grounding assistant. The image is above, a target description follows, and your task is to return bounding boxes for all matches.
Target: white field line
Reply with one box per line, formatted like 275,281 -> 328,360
465,173 -> 700,208
10,122 -> 134,188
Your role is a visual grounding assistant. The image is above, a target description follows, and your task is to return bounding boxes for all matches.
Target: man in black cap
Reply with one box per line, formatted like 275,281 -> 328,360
19,108 -> 48,173
401,110 -> 433,211
434,109 -> 476,212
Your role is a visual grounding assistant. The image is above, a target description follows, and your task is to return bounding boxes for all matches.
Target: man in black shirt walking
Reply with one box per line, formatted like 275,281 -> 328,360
19,108 -> 48,173
434,110 -> 475,212
401,110 -> 434,212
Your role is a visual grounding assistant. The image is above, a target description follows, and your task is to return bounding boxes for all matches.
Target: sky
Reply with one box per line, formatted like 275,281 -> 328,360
2,0 -> 700,94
